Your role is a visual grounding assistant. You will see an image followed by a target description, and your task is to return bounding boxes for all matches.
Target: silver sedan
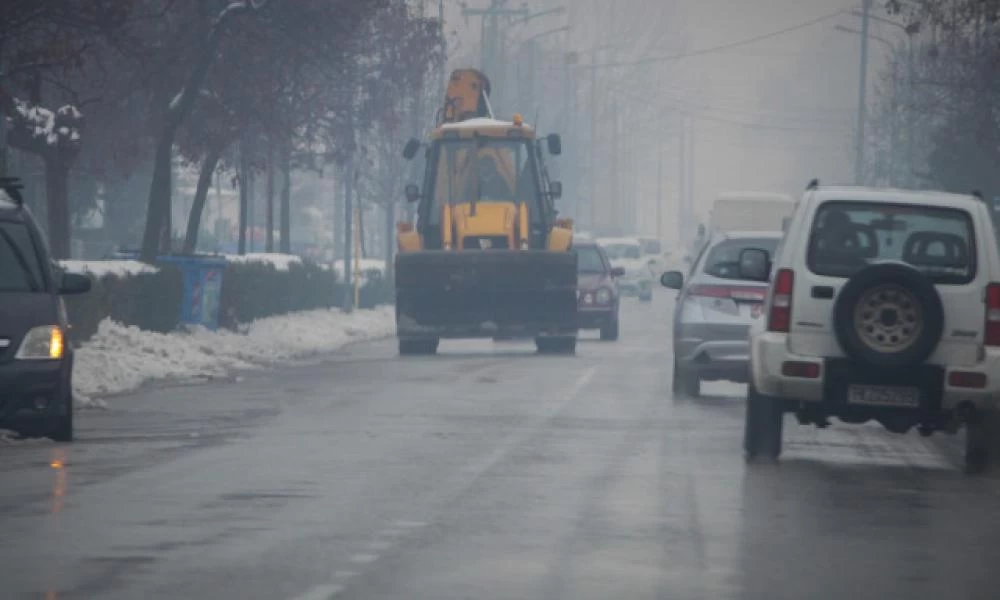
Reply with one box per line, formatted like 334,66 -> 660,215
660,231 -> 782,397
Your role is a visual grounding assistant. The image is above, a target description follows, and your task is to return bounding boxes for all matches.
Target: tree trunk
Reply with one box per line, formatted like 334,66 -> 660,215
238,142 -> 249,255
384,201 -> 394,283
140,131 -> 174,260
358,202 -> 366,258
183,145 -> 224,254
279,144 -> 291,253
266,141 -> 275,252
44,157 -> 71,259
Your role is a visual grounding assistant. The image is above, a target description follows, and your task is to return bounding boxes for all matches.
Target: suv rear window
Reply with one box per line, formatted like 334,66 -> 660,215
807,201 -> 976,284
702,237 -> 780,279
0,221 -> 44,292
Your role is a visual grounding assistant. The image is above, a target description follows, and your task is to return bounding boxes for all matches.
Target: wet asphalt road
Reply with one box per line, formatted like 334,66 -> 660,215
2,293 -> 1000,600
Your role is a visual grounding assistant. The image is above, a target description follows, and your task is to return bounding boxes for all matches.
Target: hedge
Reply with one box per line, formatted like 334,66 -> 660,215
64,259 -> 393,343
62,265 -> 185,342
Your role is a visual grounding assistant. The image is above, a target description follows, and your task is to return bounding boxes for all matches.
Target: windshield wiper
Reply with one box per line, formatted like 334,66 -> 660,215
0,228 -> 41,291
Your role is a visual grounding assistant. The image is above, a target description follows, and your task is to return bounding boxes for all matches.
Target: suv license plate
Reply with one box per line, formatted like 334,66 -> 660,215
847,385 -> 920,408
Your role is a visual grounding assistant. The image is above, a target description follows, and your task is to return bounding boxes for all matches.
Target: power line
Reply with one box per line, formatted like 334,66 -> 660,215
577,8 -> 852,70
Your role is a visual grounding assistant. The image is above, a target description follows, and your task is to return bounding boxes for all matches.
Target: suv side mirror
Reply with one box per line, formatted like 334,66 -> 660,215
402,138 -> 421,160
59,272 -> 91,295
547,133 -> 562,156
404,183 -> 421,203
549,181 -> 563,199
610,266 -> 626,277
739,248 -> 771,282
661,270 -> 683,289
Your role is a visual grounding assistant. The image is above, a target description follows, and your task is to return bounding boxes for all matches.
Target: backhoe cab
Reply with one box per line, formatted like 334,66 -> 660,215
395,68 -> 577,355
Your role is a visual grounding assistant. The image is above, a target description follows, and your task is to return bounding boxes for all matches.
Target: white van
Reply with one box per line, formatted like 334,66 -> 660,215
710,192 -> 795,234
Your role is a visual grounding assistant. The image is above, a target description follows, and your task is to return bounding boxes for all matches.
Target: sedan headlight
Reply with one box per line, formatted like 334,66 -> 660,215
16,325 -> 65,360
595,288 -> 612,304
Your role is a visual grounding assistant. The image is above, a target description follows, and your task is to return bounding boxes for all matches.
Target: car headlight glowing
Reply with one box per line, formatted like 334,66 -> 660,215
583,292 -> 594,305
16,325 -> 65,360
595,288 -> 612,304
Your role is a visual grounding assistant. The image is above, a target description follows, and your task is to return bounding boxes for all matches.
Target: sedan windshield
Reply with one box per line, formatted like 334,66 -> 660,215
0,221 -> 43,292
807,201 -> 975,283
703,237 -> 780,280
575,246 -> 606,274
602,243 -> 641,260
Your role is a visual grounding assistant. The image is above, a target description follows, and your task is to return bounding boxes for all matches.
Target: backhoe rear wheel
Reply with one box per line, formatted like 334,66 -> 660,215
536,336 -> 576,355
399,338 -> 439,356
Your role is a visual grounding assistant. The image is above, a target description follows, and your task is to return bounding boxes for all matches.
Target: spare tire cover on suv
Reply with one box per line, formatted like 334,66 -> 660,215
833,262 -> 944,369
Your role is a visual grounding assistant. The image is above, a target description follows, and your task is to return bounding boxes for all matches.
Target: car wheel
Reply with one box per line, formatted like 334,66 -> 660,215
744,383 -> 783,461
49,395 -> 73,442
536,336 -> 576,355
964,411 -> 998,475
673,361 -> 700,398
600,318 -> 620,341
833,263 -> 944,369
399,339 -> 438,355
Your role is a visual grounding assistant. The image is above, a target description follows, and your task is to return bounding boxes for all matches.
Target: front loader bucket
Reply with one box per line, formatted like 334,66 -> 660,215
395,251 -> 578,339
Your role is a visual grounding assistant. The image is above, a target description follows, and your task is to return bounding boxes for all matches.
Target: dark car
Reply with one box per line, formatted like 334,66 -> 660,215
574,242 -> 625,341
0,178 -> 91,441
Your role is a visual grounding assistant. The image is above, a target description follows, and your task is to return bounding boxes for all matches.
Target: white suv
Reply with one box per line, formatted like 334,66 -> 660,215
741,183 -> 1000,473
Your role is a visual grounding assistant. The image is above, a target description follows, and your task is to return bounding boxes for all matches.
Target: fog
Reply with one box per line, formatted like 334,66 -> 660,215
444,0 -> 892,246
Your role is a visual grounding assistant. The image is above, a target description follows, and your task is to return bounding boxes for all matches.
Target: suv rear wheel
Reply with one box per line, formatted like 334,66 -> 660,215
744,383 -> 783,460
964,411 -> 999,474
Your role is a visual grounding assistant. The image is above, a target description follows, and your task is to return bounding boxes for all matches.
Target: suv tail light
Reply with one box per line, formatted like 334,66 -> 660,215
768,269 -> 795,333
985,284 -> 1000,346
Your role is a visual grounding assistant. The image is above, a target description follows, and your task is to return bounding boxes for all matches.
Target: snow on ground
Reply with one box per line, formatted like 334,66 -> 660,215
59,260 -> 158,278
223,253 -> 303,271
73,306 -> 395,405
332,258 -> 388,284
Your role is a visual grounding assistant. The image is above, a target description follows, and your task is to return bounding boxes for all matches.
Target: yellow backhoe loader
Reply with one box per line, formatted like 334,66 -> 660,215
395,69 -> 577,355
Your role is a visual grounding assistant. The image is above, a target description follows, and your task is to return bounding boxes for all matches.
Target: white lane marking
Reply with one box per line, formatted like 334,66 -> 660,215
366,540 -> 394,552
287,584 -> 344,600
348,553 -> 379,565
332,570 -> 359,580
458,365 -> 597,480
394,520 -> 427,528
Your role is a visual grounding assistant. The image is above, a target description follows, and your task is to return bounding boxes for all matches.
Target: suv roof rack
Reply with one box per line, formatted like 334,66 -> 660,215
806,178 -> 820,191
0,177 -> 25,207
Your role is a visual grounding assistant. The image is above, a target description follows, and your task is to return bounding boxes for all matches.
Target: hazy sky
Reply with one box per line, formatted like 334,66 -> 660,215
441,0 -> 895,241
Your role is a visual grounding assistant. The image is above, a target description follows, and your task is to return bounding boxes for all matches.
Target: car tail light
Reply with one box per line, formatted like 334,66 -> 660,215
782,361 -> 821,379
985,284 -> 1000,346
949,371 -> 987,389
768,269 -> 794,333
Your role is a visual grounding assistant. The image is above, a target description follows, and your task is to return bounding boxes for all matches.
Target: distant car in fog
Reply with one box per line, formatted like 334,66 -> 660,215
661,230 -> 783,397
574,242 -> 624,341
597,237 -> 653,302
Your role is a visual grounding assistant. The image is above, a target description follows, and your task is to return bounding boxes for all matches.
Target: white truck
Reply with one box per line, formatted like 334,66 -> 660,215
710,192 -> 796,234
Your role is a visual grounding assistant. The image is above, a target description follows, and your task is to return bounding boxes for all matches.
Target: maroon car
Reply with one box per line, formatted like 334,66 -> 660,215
574,242 -> 624,341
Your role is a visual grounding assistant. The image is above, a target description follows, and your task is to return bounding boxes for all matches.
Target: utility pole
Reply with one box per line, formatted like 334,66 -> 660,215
610,99 -> 619,234
656,126 -> 663,241
462,1 -> 529,114
588,54 -> 598,232
343,156 -> 354,312
854,0 -> 873,185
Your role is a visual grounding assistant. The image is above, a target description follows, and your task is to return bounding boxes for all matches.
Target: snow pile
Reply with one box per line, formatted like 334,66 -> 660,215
72,306 -> 395,401
223,253 -> 303,271
11,99 -> 81,147
59,260 -> 158,278
332,258 -> 388,284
